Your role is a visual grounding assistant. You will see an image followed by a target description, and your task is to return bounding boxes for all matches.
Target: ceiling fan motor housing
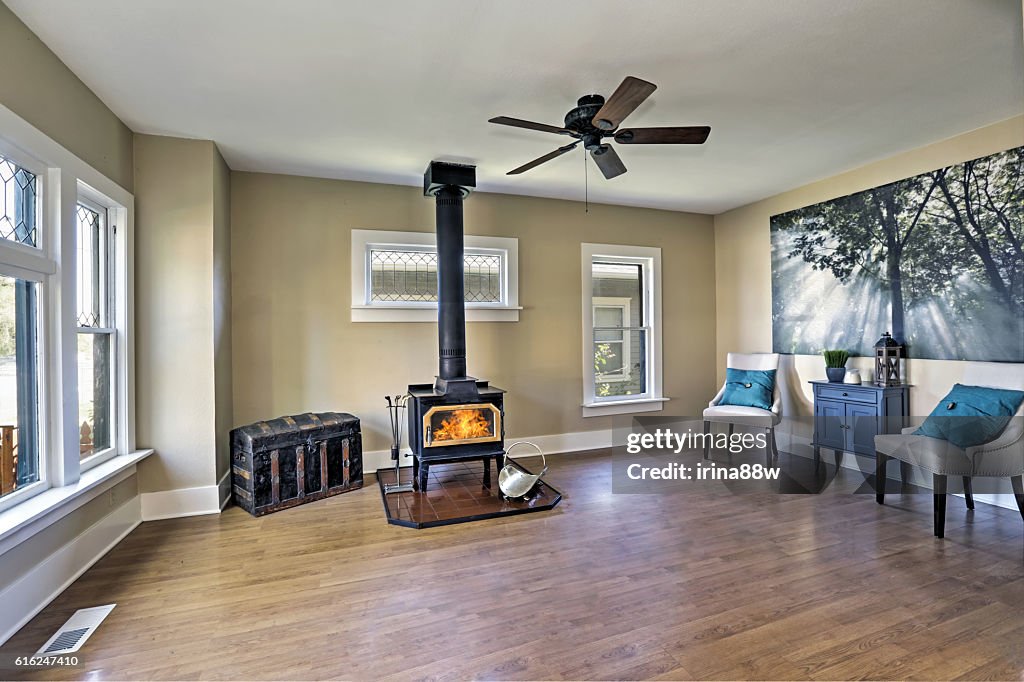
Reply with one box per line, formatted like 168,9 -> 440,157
564,94 -> 611,150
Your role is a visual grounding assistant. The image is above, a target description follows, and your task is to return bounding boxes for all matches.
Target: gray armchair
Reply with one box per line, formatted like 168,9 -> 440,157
703,352 -> 781,465
874,362 -> 1024,538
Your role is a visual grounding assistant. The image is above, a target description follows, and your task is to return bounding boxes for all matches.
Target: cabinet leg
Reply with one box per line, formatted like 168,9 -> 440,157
702,421 -> 710,460
962,476 -> 974,510
933,473 -> 947,538
900,462 -> 910,488
814,446 -> 821,471
876,451 -> 888,504
483,457 -> 492,489
412,456 -> 420,491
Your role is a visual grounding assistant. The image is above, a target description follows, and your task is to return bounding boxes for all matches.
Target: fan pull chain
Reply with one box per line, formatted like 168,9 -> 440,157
584,146 -> 589,213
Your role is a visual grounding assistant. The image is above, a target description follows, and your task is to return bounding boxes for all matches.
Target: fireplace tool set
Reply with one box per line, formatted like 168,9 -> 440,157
383,394 -> 414,494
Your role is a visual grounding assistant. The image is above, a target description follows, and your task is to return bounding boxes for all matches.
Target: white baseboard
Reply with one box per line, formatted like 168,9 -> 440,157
0,495 -> 141,646
140,483 -> 222,521
361,428 -> 613,473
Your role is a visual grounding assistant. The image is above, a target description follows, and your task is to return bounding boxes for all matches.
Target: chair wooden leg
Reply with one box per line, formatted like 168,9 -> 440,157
728,423 -> 734,437
875,451 -> 887,505
934,473 -> 947,538
962,476 -> 974,510
703,420 -> 710,460
1011,475 -> 1024,523
770,428 -> 779,461
765,428 -> 771,467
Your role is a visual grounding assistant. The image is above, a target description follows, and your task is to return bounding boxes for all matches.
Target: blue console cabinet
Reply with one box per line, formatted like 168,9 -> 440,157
810,381 -> 910,468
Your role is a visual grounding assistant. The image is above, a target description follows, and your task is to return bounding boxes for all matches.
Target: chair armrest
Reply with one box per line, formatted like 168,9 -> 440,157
770,385 -> 782,417
709,382 -> 726,408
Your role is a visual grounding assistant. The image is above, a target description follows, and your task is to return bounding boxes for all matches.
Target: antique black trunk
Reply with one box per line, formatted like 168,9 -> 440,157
231,412 -> 362,516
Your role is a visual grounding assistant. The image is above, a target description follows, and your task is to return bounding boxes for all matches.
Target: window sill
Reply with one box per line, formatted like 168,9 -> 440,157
582,397 -> 669,417
351,306 -> 521,323
0,449 -> 154,558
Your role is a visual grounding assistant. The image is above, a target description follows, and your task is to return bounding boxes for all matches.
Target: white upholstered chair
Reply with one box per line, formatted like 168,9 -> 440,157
703,352 -> 782,465
874,362 -> 1024,538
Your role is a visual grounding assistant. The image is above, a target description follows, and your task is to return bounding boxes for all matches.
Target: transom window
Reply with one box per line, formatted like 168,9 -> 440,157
369,248 -> 502,303
351,229 -> 520,322
0,156 -> 37,247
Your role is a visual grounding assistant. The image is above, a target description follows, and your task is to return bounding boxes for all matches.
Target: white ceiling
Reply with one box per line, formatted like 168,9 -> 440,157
8,0 -> 1023,214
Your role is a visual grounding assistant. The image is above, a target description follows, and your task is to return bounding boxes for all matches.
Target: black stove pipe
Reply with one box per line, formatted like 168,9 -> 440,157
435,186 -> 467,380
423,161 -> 476,392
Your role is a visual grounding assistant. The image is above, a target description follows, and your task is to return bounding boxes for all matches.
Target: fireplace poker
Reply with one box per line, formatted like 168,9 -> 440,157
383,394 -> 414,494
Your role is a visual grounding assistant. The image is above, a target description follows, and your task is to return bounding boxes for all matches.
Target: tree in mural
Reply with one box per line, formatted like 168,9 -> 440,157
928,150 -> 1024,311
771,145 -> 1024,361
772,174 -> 938,342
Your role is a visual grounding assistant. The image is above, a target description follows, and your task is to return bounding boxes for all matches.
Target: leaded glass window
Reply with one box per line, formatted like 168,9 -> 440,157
0,155 -> 37,247
370,248 -> 503,303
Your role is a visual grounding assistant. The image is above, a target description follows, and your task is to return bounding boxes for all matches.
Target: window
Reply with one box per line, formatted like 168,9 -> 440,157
351,229 -> 520,322
0,151 -> 43,503
76,201 -> 114,462
0,274 -> 40,499
0,156 -> 37,248
369,247 -> 502,303
593,296 -> 632,383
0,110 -> 136,517
582,244 -> 666,417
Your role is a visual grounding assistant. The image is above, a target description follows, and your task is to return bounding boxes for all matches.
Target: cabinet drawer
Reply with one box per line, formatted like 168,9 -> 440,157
815,385 -> 876,404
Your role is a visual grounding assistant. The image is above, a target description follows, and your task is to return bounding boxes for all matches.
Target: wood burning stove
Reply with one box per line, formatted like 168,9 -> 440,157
407,162 -> 506,491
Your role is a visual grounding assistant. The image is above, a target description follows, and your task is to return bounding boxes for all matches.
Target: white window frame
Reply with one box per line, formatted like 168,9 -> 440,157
0,141 -> 52,514
350,229 -> 520,322
581,243 -> 667,418
0,101 -> 138,517
75,191 -> 122,472
592,297 -> 631,383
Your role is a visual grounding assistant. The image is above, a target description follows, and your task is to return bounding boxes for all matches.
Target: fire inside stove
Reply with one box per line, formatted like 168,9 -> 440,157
423,403 -> 501,447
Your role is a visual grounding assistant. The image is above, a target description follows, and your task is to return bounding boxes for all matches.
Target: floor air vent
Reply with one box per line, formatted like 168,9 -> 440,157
36,604 -> 116,655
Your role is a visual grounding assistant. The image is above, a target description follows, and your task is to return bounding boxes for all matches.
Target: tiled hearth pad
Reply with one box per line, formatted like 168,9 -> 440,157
377,460 -> 562,528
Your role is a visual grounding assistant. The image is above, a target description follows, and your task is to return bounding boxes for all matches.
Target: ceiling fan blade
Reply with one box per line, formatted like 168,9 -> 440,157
507,141 -> 580,175
591,76 -> 657,131
590,144 -> 627,179
614,126 -> 711,145
489,116 -> 569,135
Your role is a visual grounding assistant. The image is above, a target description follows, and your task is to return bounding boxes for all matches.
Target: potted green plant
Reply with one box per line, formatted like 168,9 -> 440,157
823,349 -> 849,383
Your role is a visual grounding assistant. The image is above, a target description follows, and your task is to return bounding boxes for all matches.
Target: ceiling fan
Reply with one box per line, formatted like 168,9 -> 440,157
489,76 -> 710,180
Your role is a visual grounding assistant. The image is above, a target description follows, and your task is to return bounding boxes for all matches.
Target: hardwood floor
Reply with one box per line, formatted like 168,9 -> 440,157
2,449 -> 1024,681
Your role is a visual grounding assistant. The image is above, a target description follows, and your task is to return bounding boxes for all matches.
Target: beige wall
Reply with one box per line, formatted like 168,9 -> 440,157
231,172 -> 717,454
0,1 -> 133,191
213,150 -> 233,483
714,115 -> 1024,418
0,2 -> 140,636
134,134 -> 226,493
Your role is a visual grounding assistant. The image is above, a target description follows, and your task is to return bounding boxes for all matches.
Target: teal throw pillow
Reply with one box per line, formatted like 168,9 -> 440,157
720,368 -> 776,410
915,383 -> 1024,449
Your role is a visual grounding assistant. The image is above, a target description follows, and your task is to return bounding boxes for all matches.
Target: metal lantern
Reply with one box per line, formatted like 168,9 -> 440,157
874,332 -> 903,386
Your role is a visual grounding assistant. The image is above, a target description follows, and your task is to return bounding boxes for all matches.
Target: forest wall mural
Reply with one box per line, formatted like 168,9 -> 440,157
771,146 -> 1024,362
